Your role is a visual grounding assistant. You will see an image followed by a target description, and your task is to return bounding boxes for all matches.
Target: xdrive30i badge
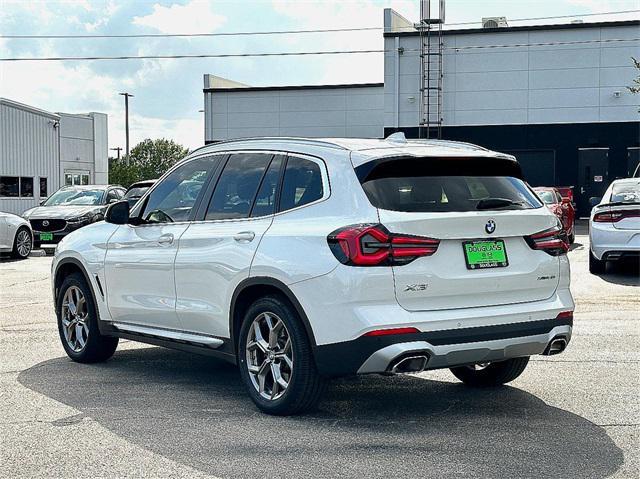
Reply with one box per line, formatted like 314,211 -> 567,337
485,219 -> 496,234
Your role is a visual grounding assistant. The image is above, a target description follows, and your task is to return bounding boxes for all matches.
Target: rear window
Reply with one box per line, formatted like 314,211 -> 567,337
356,157 -> 542,213
536,190 -> 556,204
610,182 -> 640,204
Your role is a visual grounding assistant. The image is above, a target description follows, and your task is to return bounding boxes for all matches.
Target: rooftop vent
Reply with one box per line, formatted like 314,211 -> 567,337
482,17 -> 508,28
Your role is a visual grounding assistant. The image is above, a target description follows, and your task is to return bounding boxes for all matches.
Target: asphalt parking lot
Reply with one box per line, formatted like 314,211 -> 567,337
1,222 -> 638,478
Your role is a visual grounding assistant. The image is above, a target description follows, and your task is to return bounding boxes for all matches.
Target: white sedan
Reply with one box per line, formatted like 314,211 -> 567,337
589,178 -> 640,273
0,211 -> 33,259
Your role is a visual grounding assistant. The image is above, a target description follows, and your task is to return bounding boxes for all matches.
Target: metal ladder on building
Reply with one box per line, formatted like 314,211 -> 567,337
418,0 -> 444,139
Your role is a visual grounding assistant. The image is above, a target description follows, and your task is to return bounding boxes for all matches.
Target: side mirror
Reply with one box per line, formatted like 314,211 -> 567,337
108,198 -> 119,204
105,200 -> 130,225
589,196 -> 601,208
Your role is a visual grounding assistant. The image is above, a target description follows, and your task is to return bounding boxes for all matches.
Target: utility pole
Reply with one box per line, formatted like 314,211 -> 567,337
110,147 -> 122,160
119,92 -> 134,163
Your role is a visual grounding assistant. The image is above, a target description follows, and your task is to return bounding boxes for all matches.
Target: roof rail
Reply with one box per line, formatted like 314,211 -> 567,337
195,137 -> 348,152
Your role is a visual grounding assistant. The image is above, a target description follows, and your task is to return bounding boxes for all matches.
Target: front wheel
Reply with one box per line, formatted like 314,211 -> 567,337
12,227 -> 32,259
238,295 -> 326,415
450,357 -> 529,387
57,273 -> 118,363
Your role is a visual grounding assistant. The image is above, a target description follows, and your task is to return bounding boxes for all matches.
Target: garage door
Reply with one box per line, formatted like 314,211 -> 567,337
504,150 -> 555,187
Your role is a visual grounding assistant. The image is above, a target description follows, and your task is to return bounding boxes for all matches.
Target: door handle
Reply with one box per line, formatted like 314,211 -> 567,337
158,233 -> 174,245
234,231 -> 255,243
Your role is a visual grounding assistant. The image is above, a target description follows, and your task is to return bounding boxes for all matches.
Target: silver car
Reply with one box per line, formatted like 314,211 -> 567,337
589,178 -> 640,273
0,211 -> 33,259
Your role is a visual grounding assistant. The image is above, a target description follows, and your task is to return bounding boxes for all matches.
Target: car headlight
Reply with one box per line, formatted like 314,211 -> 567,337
67,213 -> 93,224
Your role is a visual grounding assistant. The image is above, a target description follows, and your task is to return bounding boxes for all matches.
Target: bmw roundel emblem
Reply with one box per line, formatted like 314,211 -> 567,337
485,219 -> 496,234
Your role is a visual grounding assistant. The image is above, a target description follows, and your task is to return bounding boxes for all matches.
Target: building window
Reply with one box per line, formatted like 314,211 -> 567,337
20,177 -> 34,197
39,177 -> 48,198
0,176 -> 19,197
65,172 -> 90,186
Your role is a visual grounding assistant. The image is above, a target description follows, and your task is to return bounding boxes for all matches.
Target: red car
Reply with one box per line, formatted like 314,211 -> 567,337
534,187 -> 576,243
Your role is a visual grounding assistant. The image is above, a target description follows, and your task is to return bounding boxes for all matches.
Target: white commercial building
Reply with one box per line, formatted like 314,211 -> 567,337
0,98 -> 108,215
202,10 -> 639,215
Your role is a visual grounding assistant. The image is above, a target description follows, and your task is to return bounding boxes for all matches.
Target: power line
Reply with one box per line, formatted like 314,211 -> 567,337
0,9 -> 637,39
1,37 -> 636,62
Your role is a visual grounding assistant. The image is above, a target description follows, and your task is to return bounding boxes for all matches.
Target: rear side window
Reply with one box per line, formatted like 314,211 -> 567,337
357,157 -> 541,213
279,156 -> 323,212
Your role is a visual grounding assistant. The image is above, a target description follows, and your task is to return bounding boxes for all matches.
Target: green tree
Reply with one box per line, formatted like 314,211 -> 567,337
628,57 -> 640,112
108,138 -> 189,187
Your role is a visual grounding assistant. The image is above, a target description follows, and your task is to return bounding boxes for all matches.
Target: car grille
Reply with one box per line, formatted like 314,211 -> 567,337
30,219 -> 67,232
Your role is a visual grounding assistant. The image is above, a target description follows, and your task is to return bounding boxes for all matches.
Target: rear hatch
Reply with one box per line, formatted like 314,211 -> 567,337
356,154 -> 562,312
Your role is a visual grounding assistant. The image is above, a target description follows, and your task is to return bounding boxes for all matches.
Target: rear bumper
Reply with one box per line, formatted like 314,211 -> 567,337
314,317 -> 572,377
590,222 -> 640,260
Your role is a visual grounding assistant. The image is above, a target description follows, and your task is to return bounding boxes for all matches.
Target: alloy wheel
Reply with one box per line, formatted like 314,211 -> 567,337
467,362 -> 491,371
16,230 -> 32,257
61,286 -> 89,352
245,312 -> 293,400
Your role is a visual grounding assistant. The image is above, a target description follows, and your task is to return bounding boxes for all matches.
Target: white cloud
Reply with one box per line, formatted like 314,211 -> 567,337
132,0 -> 227,34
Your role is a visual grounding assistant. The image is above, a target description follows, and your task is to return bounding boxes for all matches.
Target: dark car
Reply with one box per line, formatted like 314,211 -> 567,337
22,185 -> 125,247
533,187 -> 576,243
124,180 -> 156,208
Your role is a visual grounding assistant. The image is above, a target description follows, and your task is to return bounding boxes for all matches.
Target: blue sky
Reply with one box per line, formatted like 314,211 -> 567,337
1,0 -> 638,152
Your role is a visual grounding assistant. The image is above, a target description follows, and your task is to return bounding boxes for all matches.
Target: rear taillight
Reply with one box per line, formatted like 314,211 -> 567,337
525,225 -> 569,256
593,209 -> 640,222
328,224 -> 439,266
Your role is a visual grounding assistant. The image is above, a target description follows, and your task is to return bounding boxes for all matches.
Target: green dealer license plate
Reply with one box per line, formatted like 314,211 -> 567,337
462,239 -> 508,270
39,233 -> 53,242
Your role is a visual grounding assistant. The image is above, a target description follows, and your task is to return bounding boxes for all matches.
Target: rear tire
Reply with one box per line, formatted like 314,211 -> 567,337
450,357 -> 529,387
589,250 -> 606,274
57,273 -> 118,363
238,295 -> 326,415
568,231 -> 575,244
11,227 -> 32,259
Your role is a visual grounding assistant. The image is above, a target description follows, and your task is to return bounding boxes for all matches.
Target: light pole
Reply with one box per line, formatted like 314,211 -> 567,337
119,92 -> 134,163
110,147 -> 122,160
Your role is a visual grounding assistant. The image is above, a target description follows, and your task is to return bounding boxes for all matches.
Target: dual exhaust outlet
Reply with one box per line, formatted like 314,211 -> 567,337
545,337 -> 568,355
389,354 -> 429,374
388,336 -> 568,374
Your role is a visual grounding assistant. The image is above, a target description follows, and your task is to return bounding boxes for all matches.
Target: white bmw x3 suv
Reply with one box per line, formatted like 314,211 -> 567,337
52,135 -> 574,415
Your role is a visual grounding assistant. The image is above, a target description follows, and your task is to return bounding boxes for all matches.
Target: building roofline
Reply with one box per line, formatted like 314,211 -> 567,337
0,97 -> 60,119
383,19 -> 640,37
203,82 -> 384,94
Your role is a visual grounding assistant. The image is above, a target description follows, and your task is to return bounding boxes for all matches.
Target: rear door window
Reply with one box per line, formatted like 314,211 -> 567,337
357,157 -> 541,213
206,153 -> 273,220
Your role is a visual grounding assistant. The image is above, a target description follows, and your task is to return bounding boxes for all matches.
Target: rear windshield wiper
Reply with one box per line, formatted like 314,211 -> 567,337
476,198 -> 524,210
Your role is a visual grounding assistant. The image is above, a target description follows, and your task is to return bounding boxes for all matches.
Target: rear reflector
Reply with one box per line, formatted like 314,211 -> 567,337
362,327 -> 420,337
556,311 -> 574,321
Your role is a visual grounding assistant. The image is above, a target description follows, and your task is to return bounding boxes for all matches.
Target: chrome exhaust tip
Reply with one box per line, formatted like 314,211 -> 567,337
545,337 -> 567,355
389,355 -> 429,374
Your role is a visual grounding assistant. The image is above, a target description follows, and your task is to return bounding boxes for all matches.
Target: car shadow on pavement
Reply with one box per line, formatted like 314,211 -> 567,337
19,347 -> 623,479
598,261 -> 640,286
